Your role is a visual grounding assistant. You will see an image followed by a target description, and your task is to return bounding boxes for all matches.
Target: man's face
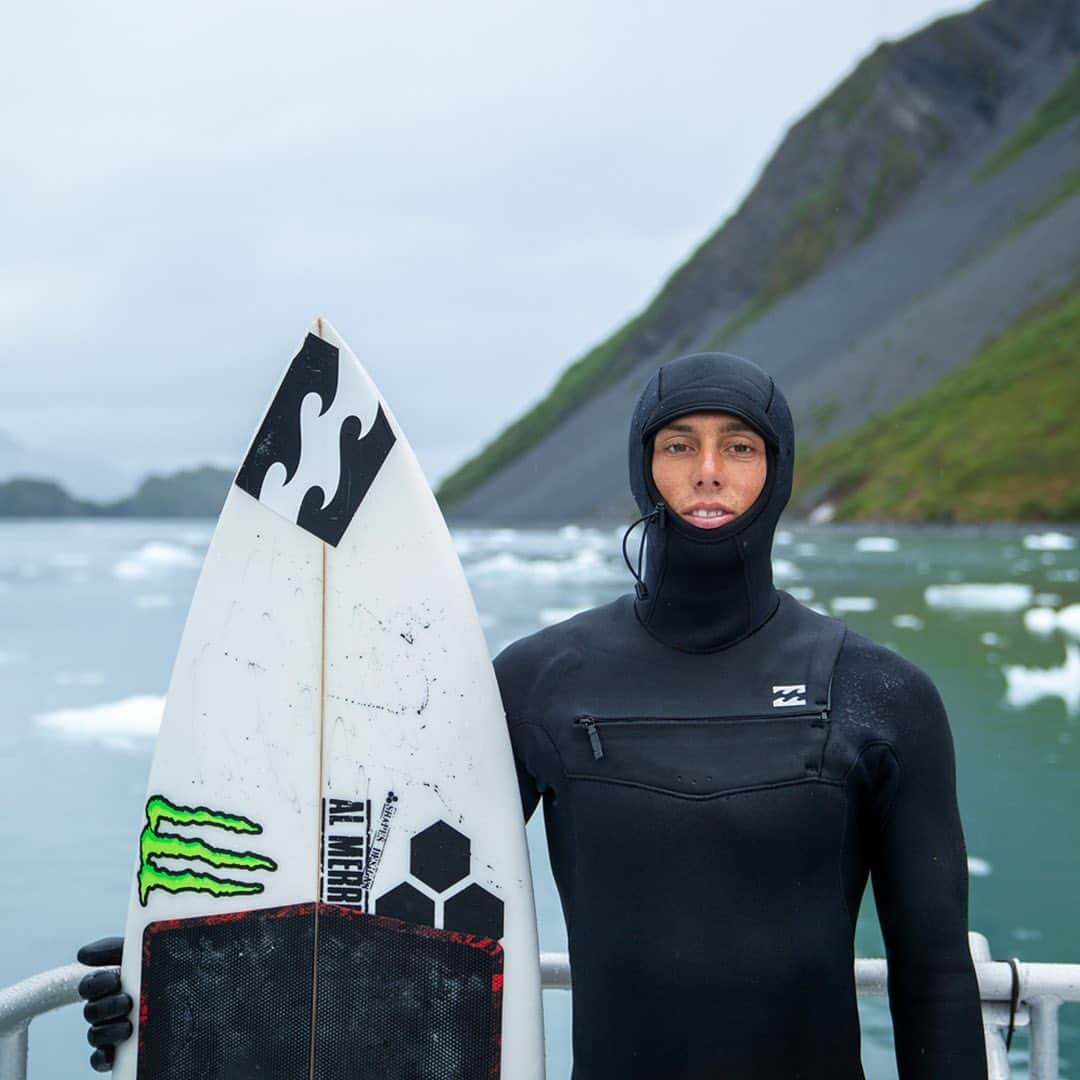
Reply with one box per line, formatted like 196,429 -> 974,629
650,411 -> 768,530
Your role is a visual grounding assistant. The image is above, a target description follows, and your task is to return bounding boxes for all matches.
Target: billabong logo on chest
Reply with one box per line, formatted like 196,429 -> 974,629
235,331 -> 396,546
772,684 -> 807,707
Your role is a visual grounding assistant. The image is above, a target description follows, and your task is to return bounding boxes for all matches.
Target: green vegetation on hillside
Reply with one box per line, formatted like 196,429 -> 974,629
0,479 -> 94,517
979,60 -> 1080,179
792,282 -> 1080,522
118,466 -> 231,517
762,163 -> 845,303
857,137 -> 921,240
1009,163 -> 1080,234
707,166 -> 848,352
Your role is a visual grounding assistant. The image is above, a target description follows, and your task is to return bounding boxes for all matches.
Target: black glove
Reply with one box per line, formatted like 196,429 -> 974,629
77,937 -> 133,1073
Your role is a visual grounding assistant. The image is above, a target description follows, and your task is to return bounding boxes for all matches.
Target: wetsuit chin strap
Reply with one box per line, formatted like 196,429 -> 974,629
633,511 -> 780,653
621,503 -> 666,601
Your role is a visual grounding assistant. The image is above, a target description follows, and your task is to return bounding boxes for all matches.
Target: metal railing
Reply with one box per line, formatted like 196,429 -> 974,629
1,933 -> 1077,1079
0,963 -> 88,1080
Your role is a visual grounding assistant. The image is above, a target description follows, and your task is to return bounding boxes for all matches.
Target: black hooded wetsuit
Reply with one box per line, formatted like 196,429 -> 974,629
494,354 -> 988,1080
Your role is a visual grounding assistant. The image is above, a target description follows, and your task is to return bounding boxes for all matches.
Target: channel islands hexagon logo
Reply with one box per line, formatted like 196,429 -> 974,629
374,820 -> 504,940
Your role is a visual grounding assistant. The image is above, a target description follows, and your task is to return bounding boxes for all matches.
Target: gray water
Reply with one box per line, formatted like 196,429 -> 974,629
1,520 -> 1077,1079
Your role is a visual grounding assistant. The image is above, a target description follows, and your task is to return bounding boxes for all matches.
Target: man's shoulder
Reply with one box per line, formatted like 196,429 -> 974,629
836,628 -> 940,697
832,627 -> 948,747
493,595 -> 633,716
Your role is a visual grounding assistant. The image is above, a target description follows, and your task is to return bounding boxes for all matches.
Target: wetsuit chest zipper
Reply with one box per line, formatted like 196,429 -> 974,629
575,712 -> 829,762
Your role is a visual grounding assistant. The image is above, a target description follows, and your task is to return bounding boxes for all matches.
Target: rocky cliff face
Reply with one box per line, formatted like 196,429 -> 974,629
678,0 -> 1071,317
441,0 -> 1080,524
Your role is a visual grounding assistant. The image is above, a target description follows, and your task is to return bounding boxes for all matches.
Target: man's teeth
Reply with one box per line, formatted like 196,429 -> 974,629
690,509 -> 729,518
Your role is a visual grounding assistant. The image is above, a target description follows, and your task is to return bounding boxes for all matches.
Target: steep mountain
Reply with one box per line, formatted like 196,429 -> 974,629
440,0 -> 1080,524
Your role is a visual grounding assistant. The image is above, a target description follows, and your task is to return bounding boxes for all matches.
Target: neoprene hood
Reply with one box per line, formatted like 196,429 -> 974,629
627,352 -> 794,652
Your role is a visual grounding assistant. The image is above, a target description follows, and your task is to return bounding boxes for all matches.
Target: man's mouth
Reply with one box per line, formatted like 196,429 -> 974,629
682,505 -> 737,529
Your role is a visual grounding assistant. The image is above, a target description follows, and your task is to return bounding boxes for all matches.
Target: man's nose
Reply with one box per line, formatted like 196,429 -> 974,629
694,448 -> 724,486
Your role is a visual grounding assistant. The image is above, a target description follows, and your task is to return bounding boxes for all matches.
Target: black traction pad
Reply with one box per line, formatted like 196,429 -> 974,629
138,903 -> 504,1080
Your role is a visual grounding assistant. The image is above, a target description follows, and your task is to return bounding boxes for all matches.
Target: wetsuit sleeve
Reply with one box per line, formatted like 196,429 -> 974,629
868,667 -> 988,1079
493,640 -> 545,822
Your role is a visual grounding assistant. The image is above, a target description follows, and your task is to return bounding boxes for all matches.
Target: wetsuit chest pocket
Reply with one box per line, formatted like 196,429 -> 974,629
571,714 -> 829,798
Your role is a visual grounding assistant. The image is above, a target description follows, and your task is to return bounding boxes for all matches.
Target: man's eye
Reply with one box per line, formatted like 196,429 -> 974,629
666,442 -> 691,453
729,442 -> 754,454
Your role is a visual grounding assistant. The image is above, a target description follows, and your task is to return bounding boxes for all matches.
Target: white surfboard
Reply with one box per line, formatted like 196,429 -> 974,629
116,319 -> 544,1080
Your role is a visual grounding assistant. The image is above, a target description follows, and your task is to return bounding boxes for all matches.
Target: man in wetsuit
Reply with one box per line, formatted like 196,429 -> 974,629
81,351 -> 988,1078
493,352 -> 988,1078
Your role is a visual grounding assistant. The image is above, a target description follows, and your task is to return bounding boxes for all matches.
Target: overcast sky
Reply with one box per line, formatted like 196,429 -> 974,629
1,0 -> 968,485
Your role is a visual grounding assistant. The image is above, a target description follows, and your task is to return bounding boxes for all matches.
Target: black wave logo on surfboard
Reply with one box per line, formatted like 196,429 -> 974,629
235,333 -> 396,546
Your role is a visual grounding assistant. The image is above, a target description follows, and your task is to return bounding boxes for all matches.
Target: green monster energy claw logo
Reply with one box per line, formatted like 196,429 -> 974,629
138,794 -> 278,906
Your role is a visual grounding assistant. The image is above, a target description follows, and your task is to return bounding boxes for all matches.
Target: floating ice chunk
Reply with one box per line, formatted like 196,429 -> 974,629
855,537 -> 899,553
113,542 -> 201,581
1011,927 -> 1043,942
787,586 -> 815,602
468,549 -> 620,584
795,543 -> 817,557
452,534 -> 474,557
808,502 -> 835,524
1035,593 -> 1061,608
1059,605 -> 1080,639
558,525 -> 582,541
180,528 -> 213,547
772,558 -> 801,582
892,614 -> 924,631
832,596 -> 878,613
35,694 -> 164,750
967,857 -> 992,877
1003,644 -> 1080,716
924,583 -> 1033,611
1048,568 -> 1080,583
775,530 -> 792,546
1023,604 -> 1080,639
1024,608 -> 1058,636
1023,532 -> 1076,551
980,632 -> 1003,646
